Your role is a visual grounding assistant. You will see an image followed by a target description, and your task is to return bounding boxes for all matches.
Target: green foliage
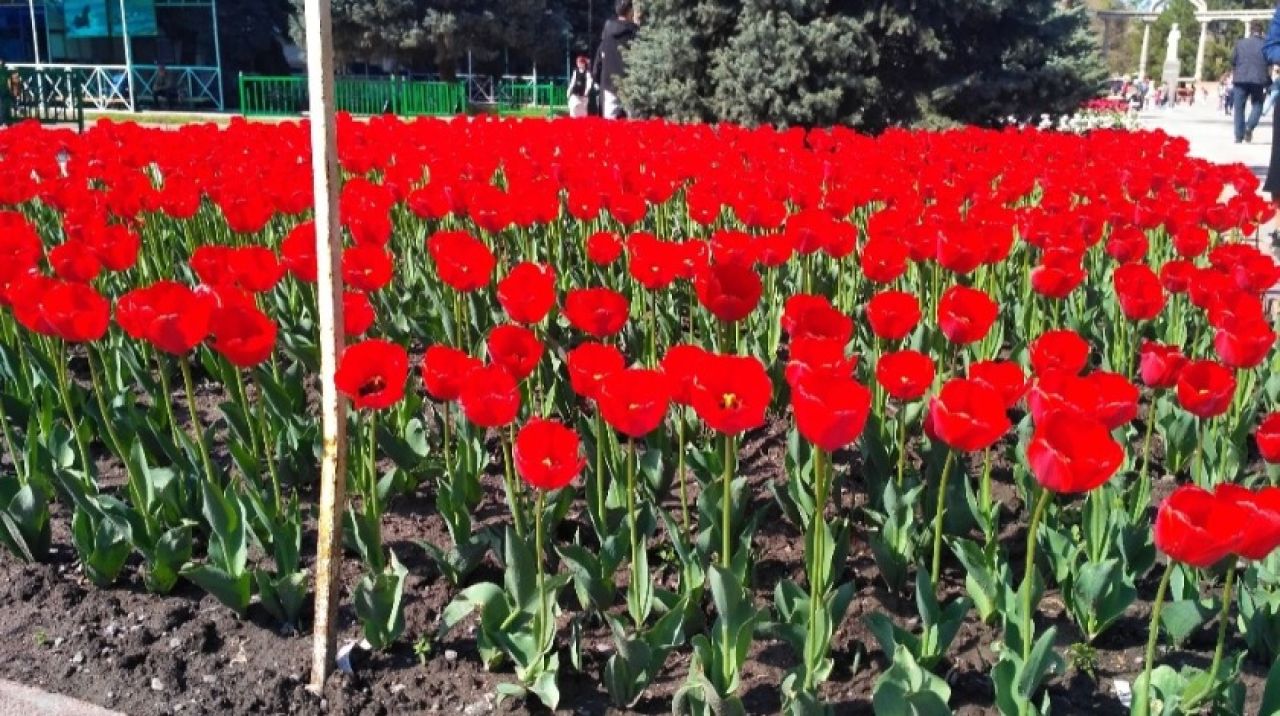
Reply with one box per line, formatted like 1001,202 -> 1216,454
623,0 -> 1104,129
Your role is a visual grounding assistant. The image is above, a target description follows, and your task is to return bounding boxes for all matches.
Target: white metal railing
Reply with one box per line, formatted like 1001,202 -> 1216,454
10,63 -> 224,111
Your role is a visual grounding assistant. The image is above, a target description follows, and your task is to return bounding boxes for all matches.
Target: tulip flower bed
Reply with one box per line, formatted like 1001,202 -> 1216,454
4,116 -> 1280,716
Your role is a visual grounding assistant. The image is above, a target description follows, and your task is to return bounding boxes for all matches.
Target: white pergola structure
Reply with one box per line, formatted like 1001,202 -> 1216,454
1096,0 -> 1275,84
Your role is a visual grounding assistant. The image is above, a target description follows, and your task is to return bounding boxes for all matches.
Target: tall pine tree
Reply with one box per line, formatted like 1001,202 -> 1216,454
623,0 -> 1105,129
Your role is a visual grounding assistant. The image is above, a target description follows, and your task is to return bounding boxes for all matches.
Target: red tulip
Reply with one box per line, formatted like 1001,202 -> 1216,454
692,354 -> 772,435
661,344 -> 710,406
567,342 -> 627,402
1113,264 -> 1165,322
967,360 -> 1029,409
343,291 -> 376,336
459,364 -> 521,428
1030,329 -> 1090,376
860,237 -> 909,285
1155,485 -> 1244,568
876,350 -> 935,402
781,294 -> 853,344
422,346 -> 481,402
564,288 -> 629,338
210,301 -> 277,368
937,285 -> 998,345
1176,360 -> 1237,419
1028,369 -> 1097,424
586,231 -> 624,266
1087,371 -> 1140,429
627,233 -> 682,291
281,221 -> 318,283
342,245 -> 394,293
230,247 -> 285,294
599,369 -> 671,438
1030,252 -> 1085,300
497,262 -> 556,325
1027,411 -> 1124,494
427,230 -> 496,293
785,337 -> 855,386
928,379 -> 1011,452
695,261 -> 763,323
792,373 -> 872,452
514,419 -> 585,491
335,339 -> 409,410
1214,484 -> 1280,560
49,242 -> 102,283
14,279 -> 109,343
190,245 -> 238,287
867,291 -> 922,342
116,281 -> 214,355
1213,320 -> 1275,370
1257,412 -> 1280,464
1138,342 -> 1187,389
486,325 -> 544,381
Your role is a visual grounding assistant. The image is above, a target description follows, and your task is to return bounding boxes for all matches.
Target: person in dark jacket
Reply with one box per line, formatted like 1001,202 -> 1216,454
1231,25 -> 1269,143
594,0 -> 639,120
568,55 -> 594,118
1265,4 -> 1280,224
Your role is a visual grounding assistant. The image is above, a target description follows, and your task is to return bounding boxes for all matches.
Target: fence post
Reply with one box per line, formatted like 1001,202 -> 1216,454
302,0 -> 349,695
238,72 -> 246,115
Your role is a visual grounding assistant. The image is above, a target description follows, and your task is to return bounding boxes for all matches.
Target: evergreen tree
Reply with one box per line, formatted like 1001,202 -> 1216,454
708,0 -> 876,126
623,0 -> 1106,129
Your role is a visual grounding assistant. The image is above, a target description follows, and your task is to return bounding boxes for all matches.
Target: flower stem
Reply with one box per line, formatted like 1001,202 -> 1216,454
1022,489 -> 1053,662
366,411 -> 385,572
56,342 -> 92,479
178,355 -> 217,485
501,427 -> 527,538
805,448 -> 830,692
1139,560 -> 1175,716
535,489 -> 548,649
1139,401 -> 1157,485
930,450 -> 957,585
253,373 -> 283,513
677,413 -> 691,539
1208,563 -> 1237,683
721,434 -> 735,570
626,440 -> 641,620
594,410 -> 606,529
895,408 -> 908,488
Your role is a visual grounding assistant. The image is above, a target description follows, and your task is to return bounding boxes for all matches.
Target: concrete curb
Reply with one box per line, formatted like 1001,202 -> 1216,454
0,679 -> 124,716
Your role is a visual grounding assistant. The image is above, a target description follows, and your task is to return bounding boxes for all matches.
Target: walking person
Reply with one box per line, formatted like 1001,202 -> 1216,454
1263,4 -> 1280,238
1232,25 -> 1268,143
567,55 -> 594,118
594,0 -> 639,120
1264,66 -> 1280,117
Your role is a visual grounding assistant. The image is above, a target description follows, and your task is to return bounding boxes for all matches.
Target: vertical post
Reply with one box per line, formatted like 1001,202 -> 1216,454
1194,21 -> 1209,84
118,0 -> 135,111
303,0 -> 349,695
27,0 -> 41,65
1139,21 -> 1153,82
211,0 -> 225,110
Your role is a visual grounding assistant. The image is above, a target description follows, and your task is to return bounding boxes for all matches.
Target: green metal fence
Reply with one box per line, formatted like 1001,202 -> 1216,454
2,68 -> 85,131
497,81 -> 567,113
238,75 -> 465,117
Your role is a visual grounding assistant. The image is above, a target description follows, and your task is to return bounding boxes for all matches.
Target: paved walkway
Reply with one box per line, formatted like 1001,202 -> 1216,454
1139,102 -> 1274,186
0,679 -> 123,716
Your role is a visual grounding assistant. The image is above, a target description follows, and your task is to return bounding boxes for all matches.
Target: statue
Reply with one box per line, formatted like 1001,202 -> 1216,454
1165,23 -> 1182,64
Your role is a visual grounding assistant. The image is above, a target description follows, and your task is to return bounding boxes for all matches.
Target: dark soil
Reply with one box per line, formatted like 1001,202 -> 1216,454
0,403 -> 1272,715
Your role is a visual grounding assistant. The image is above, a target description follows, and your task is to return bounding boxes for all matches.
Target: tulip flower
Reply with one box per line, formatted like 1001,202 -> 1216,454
497,262 -> 556,325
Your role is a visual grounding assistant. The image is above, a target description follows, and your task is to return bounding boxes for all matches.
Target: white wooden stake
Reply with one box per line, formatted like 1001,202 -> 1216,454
303,0 -> 349,694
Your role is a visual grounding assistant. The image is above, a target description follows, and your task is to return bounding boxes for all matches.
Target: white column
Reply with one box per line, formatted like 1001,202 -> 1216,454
117,0 -> 135,111
27,0 -> 41,65
1139,21 -> 1153,82
1194,21 -> 1208,83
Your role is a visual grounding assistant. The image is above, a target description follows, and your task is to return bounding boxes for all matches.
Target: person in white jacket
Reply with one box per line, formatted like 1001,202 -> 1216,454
567,55 -> 594,118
